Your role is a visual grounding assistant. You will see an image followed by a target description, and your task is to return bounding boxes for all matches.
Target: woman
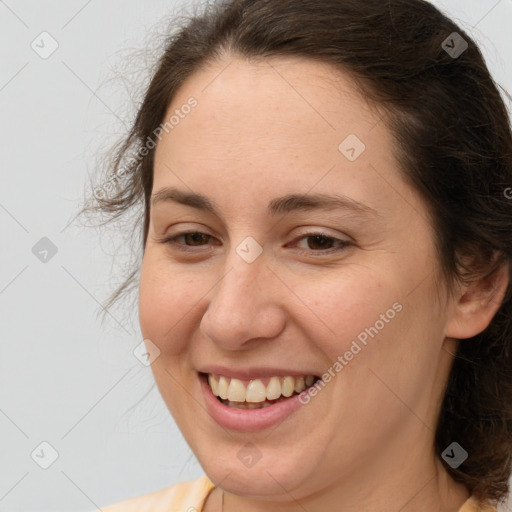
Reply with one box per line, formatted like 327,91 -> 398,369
86,0 -> 512,510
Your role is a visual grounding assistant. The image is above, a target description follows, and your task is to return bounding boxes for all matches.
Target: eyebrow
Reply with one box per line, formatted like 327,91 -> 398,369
151,186 -> 380,218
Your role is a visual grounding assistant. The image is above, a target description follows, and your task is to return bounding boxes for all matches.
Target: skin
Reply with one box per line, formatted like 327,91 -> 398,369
138,55 -> 508,511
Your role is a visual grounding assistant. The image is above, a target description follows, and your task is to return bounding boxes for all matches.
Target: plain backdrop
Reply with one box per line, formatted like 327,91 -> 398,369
0,1 -> 511,511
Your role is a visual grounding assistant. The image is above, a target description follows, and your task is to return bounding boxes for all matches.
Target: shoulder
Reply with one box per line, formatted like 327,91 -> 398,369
90,475 -> 215,512
459,496 -> 497,512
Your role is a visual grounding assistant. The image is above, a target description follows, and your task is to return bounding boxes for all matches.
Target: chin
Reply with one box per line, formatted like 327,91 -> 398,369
196,447 -> 313,498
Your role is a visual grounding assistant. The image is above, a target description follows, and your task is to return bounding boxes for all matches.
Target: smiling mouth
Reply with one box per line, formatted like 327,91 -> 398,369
202,373 -> 321,409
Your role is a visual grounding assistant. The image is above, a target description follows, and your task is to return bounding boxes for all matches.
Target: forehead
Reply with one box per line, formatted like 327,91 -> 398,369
154,56 -> 389,170
164,55 -> 379,143
150,55 -> 422,227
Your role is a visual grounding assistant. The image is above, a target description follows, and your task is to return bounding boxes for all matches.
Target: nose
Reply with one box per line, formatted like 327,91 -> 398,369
199,246 -> 287,352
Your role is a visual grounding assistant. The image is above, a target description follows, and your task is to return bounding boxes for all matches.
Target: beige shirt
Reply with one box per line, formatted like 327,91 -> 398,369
92,475 -> 497,512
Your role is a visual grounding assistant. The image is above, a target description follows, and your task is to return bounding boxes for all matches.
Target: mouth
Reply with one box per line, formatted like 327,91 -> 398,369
200,372 -> 321,410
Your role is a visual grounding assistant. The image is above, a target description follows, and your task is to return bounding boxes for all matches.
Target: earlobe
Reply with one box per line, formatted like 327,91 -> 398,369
445,261 -> 510,340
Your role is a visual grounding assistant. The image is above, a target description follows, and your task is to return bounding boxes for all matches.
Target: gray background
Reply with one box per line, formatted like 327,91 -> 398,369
0,1 -> 511,510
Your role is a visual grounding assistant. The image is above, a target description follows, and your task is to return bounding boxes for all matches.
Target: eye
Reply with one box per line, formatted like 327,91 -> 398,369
290,232 -> 352,255
156,230 -> 352,256
157,231 -> 217,253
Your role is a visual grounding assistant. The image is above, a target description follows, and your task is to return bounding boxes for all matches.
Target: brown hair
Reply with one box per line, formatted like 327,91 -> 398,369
81,0 -> 512,505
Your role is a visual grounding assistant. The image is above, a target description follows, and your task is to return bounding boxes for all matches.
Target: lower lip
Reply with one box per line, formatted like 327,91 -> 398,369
200,374 -> 305,432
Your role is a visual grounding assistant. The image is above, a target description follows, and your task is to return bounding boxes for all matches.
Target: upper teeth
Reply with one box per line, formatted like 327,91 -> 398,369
208,374 -> 316,403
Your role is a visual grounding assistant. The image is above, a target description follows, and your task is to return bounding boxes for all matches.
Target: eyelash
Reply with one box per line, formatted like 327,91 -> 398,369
157,231 -> 352,256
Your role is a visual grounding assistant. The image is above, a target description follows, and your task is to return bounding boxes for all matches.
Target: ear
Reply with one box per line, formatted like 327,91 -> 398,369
445,259 -> 509,340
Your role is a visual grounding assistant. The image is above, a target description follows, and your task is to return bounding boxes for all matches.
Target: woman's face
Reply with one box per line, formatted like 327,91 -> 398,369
139,56 -> 460,503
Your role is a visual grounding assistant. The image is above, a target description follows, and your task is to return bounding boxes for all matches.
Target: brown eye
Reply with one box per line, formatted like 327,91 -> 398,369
305,234 -> 335,250
292,232 -> 352,256
181,232 -> 211,246
157,231 -> 217,253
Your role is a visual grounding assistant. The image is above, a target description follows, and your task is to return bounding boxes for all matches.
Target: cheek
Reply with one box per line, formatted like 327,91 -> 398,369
138,253 -> 198,355
294,262 -> 442,400
292,270 -> 402,358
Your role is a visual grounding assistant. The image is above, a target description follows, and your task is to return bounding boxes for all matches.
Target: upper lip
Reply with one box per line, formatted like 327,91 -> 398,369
198,365 -> 320,380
